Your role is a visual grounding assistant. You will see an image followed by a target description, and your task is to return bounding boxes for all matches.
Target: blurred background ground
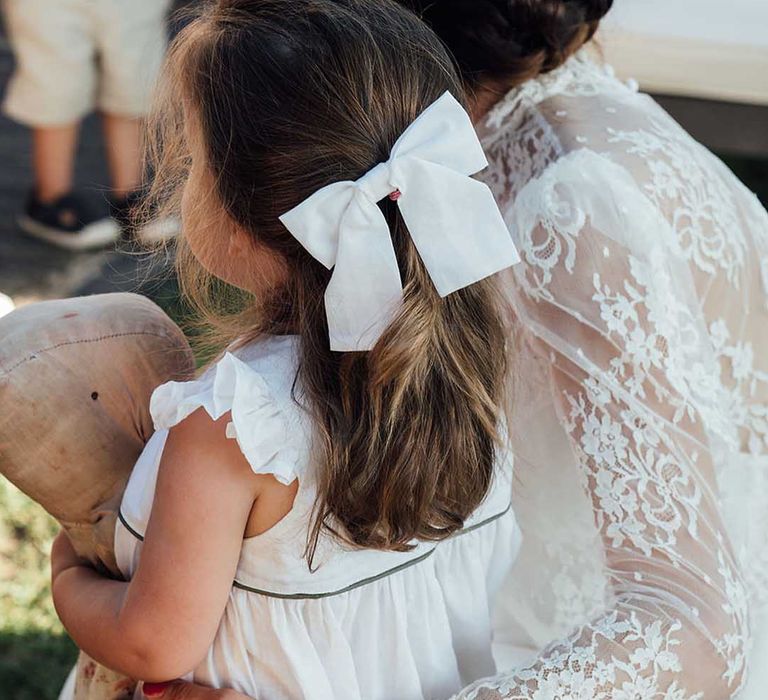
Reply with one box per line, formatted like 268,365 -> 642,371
0,481 -> 76,700
0,2 -> 767,699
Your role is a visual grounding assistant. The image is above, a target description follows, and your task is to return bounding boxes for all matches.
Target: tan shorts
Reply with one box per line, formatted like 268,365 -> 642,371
2,0 -> 172,126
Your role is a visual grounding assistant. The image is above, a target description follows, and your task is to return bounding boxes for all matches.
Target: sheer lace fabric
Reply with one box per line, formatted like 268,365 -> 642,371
462,49 -> 768,699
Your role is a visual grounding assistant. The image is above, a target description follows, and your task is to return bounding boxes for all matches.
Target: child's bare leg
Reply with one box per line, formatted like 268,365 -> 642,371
24,123 -> 119,250
32,124 -> 79,202
101,112 -> 142,198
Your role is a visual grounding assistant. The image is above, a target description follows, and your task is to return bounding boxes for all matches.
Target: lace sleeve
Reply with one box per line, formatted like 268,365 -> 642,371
458,149 -> 753,698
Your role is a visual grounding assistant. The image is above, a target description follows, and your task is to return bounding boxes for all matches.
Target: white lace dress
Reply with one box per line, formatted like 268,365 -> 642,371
114,336 -> 520,699
468,49 -> 768,699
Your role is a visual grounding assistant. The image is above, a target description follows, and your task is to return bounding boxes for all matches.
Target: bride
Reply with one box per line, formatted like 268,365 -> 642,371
400,1 -> 768,698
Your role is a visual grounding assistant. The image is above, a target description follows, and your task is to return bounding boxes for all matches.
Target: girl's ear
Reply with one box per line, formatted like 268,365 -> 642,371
220,220 -> 289,294
227,224 -> 251,259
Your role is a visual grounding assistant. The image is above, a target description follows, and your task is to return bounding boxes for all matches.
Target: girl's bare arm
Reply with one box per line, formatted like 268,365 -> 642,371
52,408 -> 278,682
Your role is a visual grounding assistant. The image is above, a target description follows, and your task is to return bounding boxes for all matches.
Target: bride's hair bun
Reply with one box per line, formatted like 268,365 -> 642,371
403,0 -> 613,87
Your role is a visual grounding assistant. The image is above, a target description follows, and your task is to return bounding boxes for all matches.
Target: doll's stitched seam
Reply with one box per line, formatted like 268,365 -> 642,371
0,331 -> 182,376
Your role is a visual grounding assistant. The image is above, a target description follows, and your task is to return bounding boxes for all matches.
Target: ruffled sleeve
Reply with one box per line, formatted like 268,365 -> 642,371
149,352 -> 301,485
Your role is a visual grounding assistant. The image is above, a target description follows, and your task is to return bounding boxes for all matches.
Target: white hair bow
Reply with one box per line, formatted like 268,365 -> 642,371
279,91 -> 520,351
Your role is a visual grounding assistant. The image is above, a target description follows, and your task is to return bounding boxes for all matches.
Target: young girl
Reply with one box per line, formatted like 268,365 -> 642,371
50,1 -> 522,697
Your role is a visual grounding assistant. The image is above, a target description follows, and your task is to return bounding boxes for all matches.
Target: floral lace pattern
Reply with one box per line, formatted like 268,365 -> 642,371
463,49 -> 767,699
467,614 -> 707,700
606,118 -> 747,286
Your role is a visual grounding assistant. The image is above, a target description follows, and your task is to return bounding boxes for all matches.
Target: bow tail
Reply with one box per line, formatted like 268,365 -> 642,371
325,197 -> 404,352
398,159 -> 520,297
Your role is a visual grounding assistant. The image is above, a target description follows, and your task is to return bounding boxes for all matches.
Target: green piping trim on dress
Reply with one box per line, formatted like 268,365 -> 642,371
117,502 -> 512,600
118,509 -> 145,542
234,547 -> 439,600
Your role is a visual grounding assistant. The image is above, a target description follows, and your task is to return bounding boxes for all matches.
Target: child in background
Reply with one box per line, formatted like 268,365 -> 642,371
2,0 -> 172,249
50,1 -> 523,698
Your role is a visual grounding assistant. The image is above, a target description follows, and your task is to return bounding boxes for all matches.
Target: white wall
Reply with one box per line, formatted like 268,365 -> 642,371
599,0 -> 768,104
604,0 -> 768,48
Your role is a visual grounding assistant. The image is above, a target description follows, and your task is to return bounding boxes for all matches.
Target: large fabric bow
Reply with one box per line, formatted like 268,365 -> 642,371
279,91 -> 521,351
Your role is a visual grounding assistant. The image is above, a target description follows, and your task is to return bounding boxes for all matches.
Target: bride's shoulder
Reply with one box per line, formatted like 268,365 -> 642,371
479,56 -> 672,204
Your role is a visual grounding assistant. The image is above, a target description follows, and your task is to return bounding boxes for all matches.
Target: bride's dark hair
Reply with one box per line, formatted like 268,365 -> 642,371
402,0 -> 613,88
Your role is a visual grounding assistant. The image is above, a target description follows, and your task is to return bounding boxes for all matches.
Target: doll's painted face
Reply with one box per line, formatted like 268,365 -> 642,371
180,115 -> 288,296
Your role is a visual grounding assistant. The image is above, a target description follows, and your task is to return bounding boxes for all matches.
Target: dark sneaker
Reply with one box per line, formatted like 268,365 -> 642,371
111,189 -> 180,246
18,191 -> 120,250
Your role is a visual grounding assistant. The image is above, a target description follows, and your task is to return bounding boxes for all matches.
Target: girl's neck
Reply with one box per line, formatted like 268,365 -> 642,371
469,80 -> 513,124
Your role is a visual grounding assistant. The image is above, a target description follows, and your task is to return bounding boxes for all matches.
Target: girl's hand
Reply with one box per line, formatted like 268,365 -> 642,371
50,530 -> 85,582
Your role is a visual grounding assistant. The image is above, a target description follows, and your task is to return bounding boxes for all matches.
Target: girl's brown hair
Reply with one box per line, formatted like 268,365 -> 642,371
146,0 -> 511,558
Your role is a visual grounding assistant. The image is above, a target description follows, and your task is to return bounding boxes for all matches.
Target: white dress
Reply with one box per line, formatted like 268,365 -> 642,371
114,335 -> 521,700
466,49 -> 768,699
